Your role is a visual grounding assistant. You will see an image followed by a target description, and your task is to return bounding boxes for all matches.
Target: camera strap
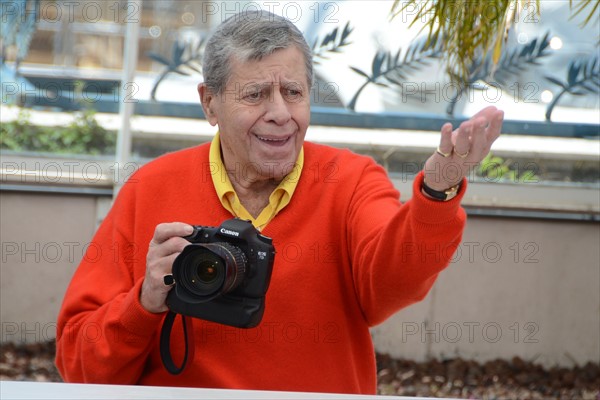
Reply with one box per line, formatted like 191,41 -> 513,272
159,311 -> 195,375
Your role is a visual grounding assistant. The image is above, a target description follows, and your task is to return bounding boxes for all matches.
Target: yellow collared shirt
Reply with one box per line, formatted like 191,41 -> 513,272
209,132 -> 303,231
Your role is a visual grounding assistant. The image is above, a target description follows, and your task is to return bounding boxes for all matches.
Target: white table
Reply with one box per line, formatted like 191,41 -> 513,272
0,381 -> 446,400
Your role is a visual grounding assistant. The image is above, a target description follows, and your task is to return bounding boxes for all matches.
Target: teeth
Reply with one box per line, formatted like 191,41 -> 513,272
256,135 -> 287,142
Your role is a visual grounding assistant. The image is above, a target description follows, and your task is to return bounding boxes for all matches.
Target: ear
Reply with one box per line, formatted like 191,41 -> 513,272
198,83 -> 218,126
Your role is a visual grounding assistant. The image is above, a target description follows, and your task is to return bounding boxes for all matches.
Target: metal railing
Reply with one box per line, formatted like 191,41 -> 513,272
20,96 -> 600,139
11,72 -> 600,139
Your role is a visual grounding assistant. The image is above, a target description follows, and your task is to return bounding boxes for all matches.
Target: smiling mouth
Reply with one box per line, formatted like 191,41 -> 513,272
254,134 -> 292,145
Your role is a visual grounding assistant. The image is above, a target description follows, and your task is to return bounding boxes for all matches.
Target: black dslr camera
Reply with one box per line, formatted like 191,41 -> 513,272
166,218 -> 275,328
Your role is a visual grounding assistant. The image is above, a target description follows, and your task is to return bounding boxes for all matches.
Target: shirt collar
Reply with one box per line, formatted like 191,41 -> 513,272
209,132 -> 303,228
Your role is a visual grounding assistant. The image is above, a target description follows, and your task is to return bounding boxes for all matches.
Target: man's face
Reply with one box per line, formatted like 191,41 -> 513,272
199,46 -> 311,184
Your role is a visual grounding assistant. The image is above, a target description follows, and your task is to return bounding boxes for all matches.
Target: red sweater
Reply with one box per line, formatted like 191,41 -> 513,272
55,142 -> 466,394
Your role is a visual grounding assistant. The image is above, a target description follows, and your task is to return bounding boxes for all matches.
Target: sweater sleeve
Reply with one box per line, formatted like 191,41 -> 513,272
55,182 -> 165,384
347,164 -> 467,326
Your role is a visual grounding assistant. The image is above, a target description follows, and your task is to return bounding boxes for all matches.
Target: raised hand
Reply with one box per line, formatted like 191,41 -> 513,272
423,106 -> 504,191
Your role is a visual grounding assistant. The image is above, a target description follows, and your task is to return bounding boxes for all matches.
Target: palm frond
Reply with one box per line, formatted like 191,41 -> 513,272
312,22 -> 353,65
347,37 -> 442,111
443,32 -> 551,115
492,31 -> 551,84
544,55 -> 600,120
390,0 -> 541,86
147,37 -> 205,101
569,0 -> 600,27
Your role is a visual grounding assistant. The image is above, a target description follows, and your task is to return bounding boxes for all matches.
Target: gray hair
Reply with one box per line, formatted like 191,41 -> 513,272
202,10 -> 313,94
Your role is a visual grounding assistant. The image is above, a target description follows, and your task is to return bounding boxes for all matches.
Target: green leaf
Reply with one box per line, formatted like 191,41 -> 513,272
505,170 -> 518,182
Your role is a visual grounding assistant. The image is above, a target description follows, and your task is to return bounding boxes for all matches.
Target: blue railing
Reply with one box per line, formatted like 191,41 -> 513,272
21,94 -> 600,139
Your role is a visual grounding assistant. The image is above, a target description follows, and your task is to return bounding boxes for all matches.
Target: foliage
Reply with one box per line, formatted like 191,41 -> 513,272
0,109 -> 116,155
477,153 -> 538,183
346,31 -> 551,115
146,22 -> 353,99
147,38 -> 205,101
490,32 -> 552,85
312,22 -> 353,65
444,32 -> 551,116
544,56 -> 600,121
347,37 -> 443,111
569,0 -> 600,27
391,0 -> 542,87
390,0 -> 599,88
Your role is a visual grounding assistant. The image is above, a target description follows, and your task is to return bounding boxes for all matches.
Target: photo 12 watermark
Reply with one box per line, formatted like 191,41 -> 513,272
394,0 -> 541,25
1,81 -> 139,105
1,161 -> 141,186
400,320 -> 540,345
1,240 -> 142,265
198,1 -> 340,24
0,1 -> 141,24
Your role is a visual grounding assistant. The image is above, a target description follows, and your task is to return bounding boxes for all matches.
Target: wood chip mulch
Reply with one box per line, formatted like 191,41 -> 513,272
1,341 -> 598,399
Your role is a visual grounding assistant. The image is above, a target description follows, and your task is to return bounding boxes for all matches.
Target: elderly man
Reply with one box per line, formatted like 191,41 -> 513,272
56,10 -> 503,394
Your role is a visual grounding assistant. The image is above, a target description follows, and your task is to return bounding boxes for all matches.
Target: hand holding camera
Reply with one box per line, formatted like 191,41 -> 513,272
167,218 -> 276,328
146,218 -> 276,375
143,219 -> 275,323
141,222 -> 194,314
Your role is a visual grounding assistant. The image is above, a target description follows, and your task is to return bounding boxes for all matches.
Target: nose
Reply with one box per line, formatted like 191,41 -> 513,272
263,88 -> 292,125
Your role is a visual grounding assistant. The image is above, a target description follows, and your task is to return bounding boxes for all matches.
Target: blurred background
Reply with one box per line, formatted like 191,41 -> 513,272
1,1 -> 599,398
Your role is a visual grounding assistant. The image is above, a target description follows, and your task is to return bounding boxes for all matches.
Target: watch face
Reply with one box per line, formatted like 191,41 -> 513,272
423,179 -> 461,201
444,188 -> 458,201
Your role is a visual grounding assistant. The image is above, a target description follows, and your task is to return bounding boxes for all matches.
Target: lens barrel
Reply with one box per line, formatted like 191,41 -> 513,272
173,242 -> 247,302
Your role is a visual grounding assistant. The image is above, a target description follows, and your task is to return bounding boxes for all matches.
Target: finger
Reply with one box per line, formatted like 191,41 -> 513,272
436,123 -> 454,157
141,251 -> 179,313
148,236 -> 190,260
148,252 -> 180,279
151,222 -> 194,245
471,105 -> 499,121
469,117 -> 490,159
484,110 -> 504,152
453,120 -> 472,157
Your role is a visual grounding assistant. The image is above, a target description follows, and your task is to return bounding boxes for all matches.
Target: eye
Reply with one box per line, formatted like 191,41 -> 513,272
283,87 -> 303,100
244,91 -> 263,102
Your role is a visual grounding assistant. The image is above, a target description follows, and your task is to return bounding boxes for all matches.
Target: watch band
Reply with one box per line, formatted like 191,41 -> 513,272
422,179 -> 462,201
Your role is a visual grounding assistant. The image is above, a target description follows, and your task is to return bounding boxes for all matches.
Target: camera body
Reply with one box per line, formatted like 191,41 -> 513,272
166,218 -> 275,328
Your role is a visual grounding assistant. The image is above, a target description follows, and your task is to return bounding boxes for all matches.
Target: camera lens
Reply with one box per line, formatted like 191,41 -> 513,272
173,242 -> 247,302
185,252 -> 224,295
197,260 -> 218,283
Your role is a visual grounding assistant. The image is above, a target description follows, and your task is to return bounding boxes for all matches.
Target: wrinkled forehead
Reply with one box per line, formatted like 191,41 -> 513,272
225,46 -> 310,88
